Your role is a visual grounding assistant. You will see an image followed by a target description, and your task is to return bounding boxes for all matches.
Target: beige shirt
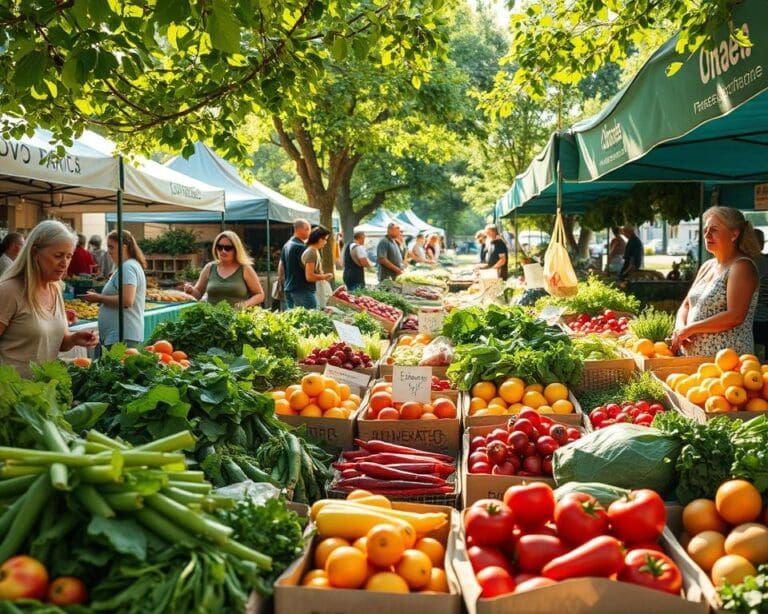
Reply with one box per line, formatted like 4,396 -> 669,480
0,277 -> 68,377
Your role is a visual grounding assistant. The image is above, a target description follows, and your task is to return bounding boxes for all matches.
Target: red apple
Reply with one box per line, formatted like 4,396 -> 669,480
0,556 -> 49,601
48,576 -> 89,606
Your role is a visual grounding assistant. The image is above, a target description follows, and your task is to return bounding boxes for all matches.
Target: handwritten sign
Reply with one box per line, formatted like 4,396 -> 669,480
392,366 -> 432,403
418,308 -> 444,335
333,320 -> 365,347
323,364 -> 370,391
539,305 -> 566,325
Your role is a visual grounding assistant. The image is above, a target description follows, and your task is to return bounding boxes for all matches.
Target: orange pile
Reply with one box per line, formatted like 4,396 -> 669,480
395,333 -> 434,347
364,380 -> 457,420
632,338 -> 674,358
272,373 -> 361,419
666,348 -> 768,413
467,378 -> 573,417
144,339 -> 190,368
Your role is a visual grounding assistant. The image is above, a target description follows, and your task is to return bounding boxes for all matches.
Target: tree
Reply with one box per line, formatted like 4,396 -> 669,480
0,0 -> 446,160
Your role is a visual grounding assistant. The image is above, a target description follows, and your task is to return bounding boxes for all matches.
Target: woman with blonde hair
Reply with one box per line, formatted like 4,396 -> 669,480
672,206 -> 762,356
0,220 -> 98,376
83,229 -> 147,351
183,230 -> 264,308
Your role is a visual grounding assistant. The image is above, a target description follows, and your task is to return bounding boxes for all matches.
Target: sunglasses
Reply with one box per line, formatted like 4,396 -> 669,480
215,244 -> 235,252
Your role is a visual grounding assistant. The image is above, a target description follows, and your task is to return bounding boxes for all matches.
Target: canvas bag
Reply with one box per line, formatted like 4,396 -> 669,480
543,211 -> 578,297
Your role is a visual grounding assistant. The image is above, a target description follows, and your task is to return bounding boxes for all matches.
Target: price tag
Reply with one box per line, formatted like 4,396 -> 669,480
539,305 -> 566,325
418,308 -> 444,335
392,366 -> 432,403
333,320 -> 365,347
323,364 -> 370,391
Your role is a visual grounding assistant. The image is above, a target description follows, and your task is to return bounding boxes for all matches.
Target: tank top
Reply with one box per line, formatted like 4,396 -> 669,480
684,257 -> 758,356
206,264 -> 248,307
343,242 -> 365,288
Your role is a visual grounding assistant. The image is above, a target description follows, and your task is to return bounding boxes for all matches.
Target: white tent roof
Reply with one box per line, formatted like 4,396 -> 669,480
0,122 -> 224,213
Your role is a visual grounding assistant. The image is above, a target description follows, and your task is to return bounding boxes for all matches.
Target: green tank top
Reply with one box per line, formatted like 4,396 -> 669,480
207,264 -> 248,306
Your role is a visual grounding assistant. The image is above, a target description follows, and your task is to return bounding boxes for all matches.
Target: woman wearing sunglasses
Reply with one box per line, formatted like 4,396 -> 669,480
183,231 -> 264,308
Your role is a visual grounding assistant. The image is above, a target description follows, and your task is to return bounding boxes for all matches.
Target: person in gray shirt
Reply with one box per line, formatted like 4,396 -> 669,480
377,222 -> 405,282
89,235 -> 114,277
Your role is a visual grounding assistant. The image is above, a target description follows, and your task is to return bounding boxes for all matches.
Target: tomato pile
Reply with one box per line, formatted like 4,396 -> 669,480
332,288 -> 403,322
300,341 -> 373,369
431,376 -> 452,391
468,410 -> 581,477
569,310 -> 630,335
464,484 -> 682,598
589,400 -> 666,429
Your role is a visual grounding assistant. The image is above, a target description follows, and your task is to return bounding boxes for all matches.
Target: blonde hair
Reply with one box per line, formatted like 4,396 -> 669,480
704,206 -> 763,263
107,229 -> 147,269
1,220 -> 76,316
212,230 -> 252,266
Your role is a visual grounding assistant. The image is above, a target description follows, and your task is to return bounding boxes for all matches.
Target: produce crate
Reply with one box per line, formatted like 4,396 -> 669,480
574,357 -> 637,392
559,311 -> 635,337
274,502 -> 462,614
379,342 -> 451,379
356,385 -> 461,454
624,348 -> 713,372
299,363 -> 378,379
650,365 -> 766,424
462,391 -> 585,429
452,515 -> 709,614
461,425 -> 560,508
326,450 -> 460,507
326,295 -> 403,333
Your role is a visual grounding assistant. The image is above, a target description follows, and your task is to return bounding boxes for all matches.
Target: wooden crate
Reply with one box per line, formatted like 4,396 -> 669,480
575,357 -> 637,392
326,295 -> 402,333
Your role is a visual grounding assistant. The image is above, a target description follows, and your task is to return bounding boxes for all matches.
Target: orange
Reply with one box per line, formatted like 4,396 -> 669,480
508,402 -> 524,414
716,480 -> 762,525
395,549 -> 432,590
285,384 -> 301,398
314,537 -> 351,569
324,378 -> 341,396
551,399 -> 574,414
537,405 -> 552,414
420,412 -> 438,420
483,406 -> 506,416
72,357 -> 92,368
468,397 -> 487,415
159,353 -> 174,364
325,546 -> 369,589
741,361 -> 762,377
740,354 -> 760,365
706,378 -> 726,397
302,569 -> 328,584
487,396 -> 508,409
716,348 -> 740,372
524,383 -> 544,394
698,362 -> 721,379
522,390 -> 546,409
705,396 -> 732,413
666,373 -> 686,389
371,382 -> 391,394
370,392 -> 394,413
721,371 -> 744,389
682,499 -> 728,536
543,382 -> 568,404
743,370 -> 764,391
289,389 -> 311,411
498,378 -> 525,404
317,388 -> 341,410
365,572 -> 410,593
653,342 -> 673,357
400,402 -> 424,420
398,335 -> 413,346
304,576 -> 331,589
633,338 -> 655,357
686,386 -> 708,406
711,554 -> 757,587
353,536 -> 368,554
415,537 -> 445,569
153,340 -> 173,355
746,397 -> 768,411
471,381 -> 496,402
687,531 -> 726,571
338,383 -> 351,401
341,400 -> 359,412
348,393 -> 362,405
322,407 -> 346,419
377,408 -> 399,420
274,399 -> 294,415
413,334 -> 432,345
271,390 -> 287,400
423,567 -> 449,593
301,373 -> 326,397
433,398 -> 457,419
171,350 -> 188,361
724,386 -> 747,406
366,524 -> 407,567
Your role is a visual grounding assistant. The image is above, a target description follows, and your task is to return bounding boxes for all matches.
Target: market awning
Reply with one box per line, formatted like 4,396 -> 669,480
396,209 -> 445,236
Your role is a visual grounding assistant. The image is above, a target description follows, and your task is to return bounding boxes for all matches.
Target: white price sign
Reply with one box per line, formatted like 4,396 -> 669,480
333,320 -> 365,348
418,308 -> 444,335
539,305 -> 566,325
392,366 -> 432,403
322,364 -> 370,391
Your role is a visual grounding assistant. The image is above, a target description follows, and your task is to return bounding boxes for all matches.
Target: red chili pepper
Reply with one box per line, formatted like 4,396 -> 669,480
334,485 -> 455,496
334,476 -> 454,492
356,452 -> 455,466
355,461 -> 447,484
332,462 -> 359,471
341,450 -> 371,460
385,462 -> 456,476
340,468 -> 361,479
354,439 -> 453,462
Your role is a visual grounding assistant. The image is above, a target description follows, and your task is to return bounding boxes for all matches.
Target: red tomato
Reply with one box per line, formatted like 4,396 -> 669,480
486,440 -> 509,466
503,483 -> 555,529
590,409 -> 606,427
542,535 -> 624,581
607,489 -> 666,544
486,428 -> 509,444
470,462 -> 491,474
476,566 -> 516,599
512,418 -> 534,436
467,545 -> 512,574
515,535 -> 569,574
465,500 -> 516,547
517,408 -> 541,428
554,493 -> 609,546
469,451 -> 490,466
618,549 -> 683,594
491,461 -> 517,476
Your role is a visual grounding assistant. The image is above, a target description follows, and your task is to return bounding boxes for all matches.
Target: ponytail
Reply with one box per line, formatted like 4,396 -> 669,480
107,230 -> 147,269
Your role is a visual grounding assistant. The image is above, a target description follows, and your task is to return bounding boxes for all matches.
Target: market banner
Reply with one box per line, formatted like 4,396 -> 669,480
572,0 -> 768,181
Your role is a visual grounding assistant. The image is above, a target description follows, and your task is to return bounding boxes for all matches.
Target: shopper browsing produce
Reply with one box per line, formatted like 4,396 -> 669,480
342,230 -> 372,291
184,230 -> 265,308
671,207 -> 761,356
300,225 -> 334,309
278,218 -> 314,309
0,220 -> 97,376
377,222 -> 405,282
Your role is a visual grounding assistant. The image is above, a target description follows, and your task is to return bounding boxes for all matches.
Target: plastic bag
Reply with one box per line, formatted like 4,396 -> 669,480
418,336 -> 454,367
316,280 -> 333,308
543,212 -> 578,297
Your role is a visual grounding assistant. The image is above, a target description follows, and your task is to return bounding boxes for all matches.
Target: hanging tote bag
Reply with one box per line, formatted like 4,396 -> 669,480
316,280 -> 333,308
543,212 -> 578,297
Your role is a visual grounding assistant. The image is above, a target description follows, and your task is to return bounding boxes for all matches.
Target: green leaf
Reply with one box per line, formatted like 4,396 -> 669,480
155,0 -> 190,26
331,36 -> 348,61
208,0 -> 241,54
124,384 -> 189,416
12,50 -> 47,88
665,61 -> 683,76
731,27 -> 753,48
411,74 -> 422,89
198,417 -> 227,440
87,516 -> 148,561
65,402 -> 109,431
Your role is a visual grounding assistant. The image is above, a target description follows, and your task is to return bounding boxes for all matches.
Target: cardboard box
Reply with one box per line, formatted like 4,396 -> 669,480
463,391 -> 585,428
461,425 -> 558,508
357,388 -> 461,453
274,502 -> 462,614
452,519 -> 709,614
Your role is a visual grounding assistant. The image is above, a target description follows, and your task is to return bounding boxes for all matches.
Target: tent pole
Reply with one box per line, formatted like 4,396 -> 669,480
266,204 -> 271,308
697,183 -> 704,269
117,157 -> 125,343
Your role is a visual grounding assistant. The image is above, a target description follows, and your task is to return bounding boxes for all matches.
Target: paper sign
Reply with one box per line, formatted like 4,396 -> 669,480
323,364 -> 370,391
392,366 -> 432,403
539,305 -> 566,325
333,320 -> 364,347
418,308 -> 444,334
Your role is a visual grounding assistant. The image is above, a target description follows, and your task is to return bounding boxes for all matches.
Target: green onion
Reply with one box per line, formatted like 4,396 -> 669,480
0,474 -> 53,562
145,494 -> 233,545
74,485 -> 115,518
0,474 -> 37,497
103,491 -> 144,512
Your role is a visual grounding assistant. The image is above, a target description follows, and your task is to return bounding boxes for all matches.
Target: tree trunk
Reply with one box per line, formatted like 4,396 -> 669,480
562,214 -> 579,253
576,227 -> 592,258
